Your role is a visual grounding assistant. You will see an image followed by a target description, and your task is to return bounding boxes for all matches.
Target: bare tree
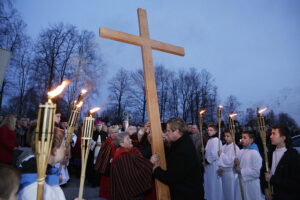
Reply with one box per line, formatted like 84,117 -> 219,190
155,65 -> 172,122
183,68 -> 199,124
205,85 -> 218,123
12,37 -> 32,115
32,23 -> 105,118
0,4 -> 28,113
107,68 -> 131,122
65,30 -> 103,111
243,107 -> 256,128
265,109 -> 277,127
168,73 -> 179,118
129,69 -> 147,123
178,70 -> 193,121
33,23 -> 78,94
2,20 -> 104,118
176,68 -> 218,124
277,112 -> 299,134
0,0 -> 12,16
223,95 -> 241,121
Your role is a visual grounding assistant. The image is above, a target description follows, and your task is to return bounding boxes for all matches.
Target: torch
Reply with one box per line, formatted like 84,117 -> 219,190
229,113 -> 244,200
217,105 -> 223,152
65,89 -> 87,148
198,109 -> 206,166
257,107 -> 271,192
78,107 -> 101,200
35,81 -> 68,200
228,113 -> 237,154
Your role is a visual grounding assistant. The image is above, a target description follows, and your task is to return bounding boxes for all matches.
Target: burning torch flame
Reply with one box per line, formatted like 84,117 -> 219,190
76,101 -> 83,108
229,113 -> 238,118
89,107 -> 101,114
200,110 -> 206,115
81,89 -> 87,95
258,107 -> 268,114
47,80 -> 69,99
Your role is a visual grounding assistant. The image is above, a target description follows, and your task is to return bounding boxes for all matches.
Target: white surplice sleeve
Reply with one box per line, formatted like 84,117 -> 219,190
205,138 -> 221,164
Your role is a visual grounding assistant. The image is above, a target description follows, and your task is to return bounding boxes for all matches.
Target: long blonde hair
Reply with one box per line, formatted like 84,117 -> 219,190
0,115 -> 17,131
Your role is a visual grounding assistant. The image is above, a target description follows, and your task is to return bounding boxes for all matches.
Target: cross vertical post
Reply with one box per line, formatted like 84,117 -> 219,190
99,8 -> 185,200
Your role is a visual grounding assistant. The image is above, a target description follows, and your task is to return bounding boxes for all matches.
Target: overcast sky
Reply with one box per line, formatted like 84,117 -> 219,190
15,0 -> 300,124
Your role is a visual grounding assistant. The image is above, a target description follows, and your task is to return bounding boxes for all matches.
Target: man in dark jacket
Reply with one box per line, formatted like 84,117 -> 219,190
151,117 -> 204,200
264,125 -> 300,200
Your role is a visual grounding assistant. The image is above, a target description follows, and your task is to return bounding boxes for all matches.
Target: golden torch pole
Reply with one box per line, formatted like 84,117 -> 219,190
217,105 -> 223,152
35,81 -> 68,200
229,113 -> 244,200
257,107 -> 271,192
228,114 -> 237,156
66,89 -> 87,148
198,109 -> 206,167
78,107 -> 100,200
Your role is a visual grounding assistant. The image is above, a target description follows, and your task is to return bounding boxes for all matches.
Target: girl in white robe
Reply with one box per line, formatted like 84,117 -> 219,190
218,131 -> 240,200
204,124 -> 223,200
234,132 -> 264,200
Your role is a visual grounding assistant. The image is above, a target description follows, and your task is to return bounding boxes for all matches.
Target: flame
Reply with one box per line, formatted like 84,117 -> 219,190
199,109 -> 206,115
89,107 -> 101,114
47,80 -> 70,99
81,89 -> 87,95
218,105 -> 223,109
76,101 -> 83,108
258,107 -> 268,114
229,113 -> 238,118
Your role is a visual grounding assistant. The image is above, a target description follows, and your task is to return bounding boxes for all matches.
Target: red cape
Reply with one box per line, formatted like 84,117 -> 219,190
94,138 -> 116,174
110,147 -> 153,200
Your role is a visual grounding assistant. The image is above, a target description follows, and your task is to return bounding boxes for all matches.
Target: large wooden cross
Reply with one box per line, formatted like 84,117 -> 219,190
99,8 -> 185,200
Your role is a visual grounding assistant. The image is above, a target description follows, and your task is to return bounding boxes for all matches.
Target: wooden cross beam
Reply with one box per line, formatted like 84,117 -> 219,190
99,8 -> 185,200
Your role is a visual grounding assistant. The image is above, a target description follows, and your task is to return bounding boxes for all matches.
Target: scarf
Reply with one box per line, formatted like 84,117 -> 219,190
19,167 -> 61,191
244,143 -> 259,152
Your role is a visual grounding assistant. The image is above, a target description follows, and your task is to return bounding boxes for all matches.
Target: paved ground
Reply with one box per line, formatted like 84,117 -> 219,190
62,175 -> 106,200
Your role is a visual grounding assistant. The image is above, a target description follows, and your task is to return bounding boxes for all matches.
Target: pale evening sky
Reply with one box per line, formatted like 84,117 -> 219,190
15,0 -> 300,124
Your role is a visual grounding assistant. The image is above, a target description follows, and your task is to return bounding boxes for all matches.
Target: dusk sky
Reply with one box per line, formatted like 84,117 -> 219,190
15,0 -> 300,124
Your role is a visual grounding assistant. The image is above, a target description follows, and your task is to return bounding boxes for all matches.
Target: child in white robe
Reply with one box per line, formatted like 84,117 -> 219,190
18,128 -> 67,200
218,130 -> 240,200
204,124 -> 223,200
234,131 -> 263,200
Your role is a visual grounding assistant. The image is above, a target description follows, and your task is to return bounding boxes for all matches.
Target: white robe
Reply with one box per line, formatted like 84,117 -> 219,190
219,143 -> 240,200
94,135 -> 102,164
18,182 -> 66,200
204,137 -> 223,200
235,148 -> 264,200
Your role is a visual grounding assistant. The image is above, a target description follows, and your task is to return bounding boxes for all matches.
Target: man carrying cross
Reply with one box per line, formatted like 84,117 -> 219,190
99,8 -> 185,200
151,117 -> 204,200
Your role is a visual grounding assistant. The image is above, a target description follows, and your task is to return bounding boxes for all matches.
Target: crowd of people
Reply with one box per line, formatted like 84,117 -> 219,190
0,111 -> 299,200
